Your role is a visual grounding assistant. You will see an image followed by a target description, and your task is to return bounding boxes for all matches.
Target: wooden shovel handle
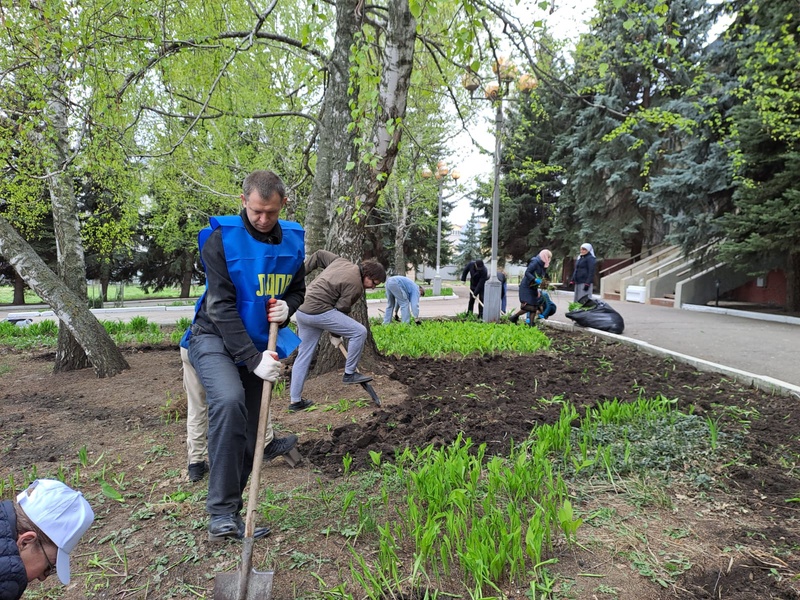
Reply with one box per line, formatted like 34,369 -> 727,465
242,321 -> 280,539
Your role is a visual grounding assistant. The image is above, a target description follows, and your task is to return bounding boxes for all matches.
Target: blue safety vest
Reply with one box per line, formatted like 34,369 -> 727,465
192,216 -> 304,359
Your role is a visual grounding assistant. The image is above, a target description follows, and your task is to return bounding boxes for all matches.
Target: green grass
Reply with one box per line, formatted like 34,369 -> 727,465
366,285 -> 454,300
0,284 -> 205,305
372,318 -> 551,358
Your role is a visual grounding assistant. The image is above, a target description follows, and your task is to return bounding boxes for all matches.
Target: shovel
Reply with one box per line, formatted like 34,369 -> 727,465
329,335 -> 381,406
213,321 -> 279,600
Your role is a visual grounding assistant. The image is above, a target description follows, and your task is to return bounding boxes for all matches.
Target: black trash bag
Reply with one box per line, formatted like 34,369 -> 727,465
565,300 -> 625,334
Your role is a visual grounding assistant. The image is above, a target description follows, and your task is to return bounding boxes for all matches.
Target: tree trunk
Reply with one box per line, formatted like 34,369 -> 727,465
0,216 -> 130,377
13,273 -> 26,305
38,34 -> 91,372
100,261 -> 111,302
308,0 -> 416,376
325,0 -> 417,366
180,250 -> 194,298
328,0 -> 416,259
304,0 -> 363,254
393,192 -> 408,274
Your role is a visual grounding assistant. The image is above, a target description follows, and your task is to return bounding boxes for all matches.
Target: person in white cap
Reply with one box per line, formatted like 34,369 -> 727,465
1,479 -> 94,599
571,242 -> 597,303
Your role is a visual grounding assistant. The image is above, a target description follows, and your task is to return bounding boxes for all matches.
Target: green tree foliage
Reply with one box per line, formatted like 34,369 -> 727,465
717,0 -> 800,310
499,37 -> 567,262
549,0 -> 717,258
455,213 -> 484,268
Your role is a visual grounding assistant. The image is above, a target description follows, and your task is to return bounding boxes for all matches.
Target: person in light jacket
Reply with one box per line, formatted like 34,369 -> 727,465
382,276 -> 425,324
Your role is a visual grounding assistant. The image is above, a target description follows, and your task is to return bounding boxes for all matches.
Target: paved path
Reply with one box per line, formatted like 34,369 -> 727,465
3,285 -> 799,390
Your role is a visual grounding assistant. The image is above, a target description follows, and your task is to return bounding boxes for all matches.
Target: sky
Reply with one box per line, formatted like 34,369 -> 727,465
447,0 -> 597,227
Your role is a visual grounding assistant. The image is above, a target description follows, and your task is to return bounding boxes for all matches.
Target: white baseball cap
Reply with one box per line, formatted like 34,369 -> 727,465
17,479 -> 94,584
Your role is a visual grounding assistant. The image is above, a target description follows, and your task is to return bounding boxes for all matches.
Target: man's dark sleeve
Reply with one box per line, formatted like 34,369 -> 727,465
460,262 -> 471,282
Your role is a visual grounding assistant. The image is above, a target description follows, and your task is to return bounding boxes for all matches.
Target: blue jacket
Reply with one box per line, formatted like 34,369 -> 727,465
192,216 -> 305,360
0,500 -> 27,600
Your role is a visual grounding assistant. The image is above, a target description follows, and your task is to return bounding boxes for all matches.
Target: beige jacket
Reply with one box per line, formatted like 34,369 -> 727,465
298,250 -> 364,315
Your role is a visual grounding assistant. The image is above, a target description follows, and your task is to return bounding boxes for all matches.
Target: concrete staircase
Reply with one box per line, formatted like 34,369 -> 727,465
600,244 -> 748,308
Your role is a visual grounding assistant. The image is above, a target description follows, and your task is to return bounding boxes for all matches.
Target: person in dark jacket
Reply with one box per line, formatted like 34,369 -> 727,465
460,259 -> 489,318
186,170 -> 306,542
571,242 -> 597,303
509,249 -> 552,324
1,479 -> 93,600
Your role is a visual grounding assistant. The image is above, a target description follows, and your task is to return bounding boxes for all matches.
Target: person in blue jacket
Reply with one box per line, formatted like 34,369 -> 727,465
186,170 -> 306,542
1,479 -> 93,600
382,276 -> 425,324
509,249 -> 552,324
571,242 -> 597,303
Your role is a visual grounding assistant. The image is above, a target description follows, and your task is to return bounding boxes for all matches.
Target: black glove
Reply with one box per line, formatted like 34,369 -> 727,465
583,283 -> 590,291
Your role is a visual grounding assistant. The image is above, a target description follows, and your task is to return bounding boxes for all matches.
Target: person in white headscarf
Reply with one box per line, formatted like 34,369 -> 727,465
571,243 -> 596,303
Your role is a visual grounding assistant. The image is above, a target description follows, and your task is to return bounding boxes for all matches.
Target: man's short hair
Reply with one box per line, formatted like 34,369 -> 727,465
475,260 -> 484,269
361,260 -> 386,285
243,170 -> 285,202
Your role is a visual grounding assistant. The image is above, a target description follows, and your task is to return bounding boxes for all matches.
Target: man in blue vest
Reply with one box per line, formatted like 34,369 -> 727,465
186,170 -> 306,542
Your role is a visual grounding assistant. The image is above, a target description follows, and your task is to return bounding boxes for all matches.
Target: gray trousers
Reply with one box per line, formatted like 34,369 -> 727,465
290,309 -> 366,403
181,347 -> 274,467
188,331 -> 264,516
574,283 -> 594,304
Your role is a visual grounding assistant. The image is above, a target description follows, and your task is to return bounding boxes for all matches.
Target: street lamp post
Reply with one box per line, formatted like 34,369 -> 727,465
463,60 -> 537,323
422,161 -> 460,296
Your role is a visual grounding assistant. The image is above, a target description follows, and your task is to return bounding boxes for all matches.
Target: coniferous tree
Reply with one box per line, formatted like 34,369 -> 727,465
550,0 -> 717,258
716,0 -> 800,310
455,213 -> 484,269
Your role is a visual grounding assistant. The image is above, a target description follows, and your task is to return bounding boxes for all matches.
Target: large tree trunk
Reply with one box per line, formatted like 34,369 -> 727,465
0,216 -> 130,377
306,0 -> 364,378
37,17 -> 91,372
309,0 -> 416,377
304,0 -> 363,254
327,0 -> 416,259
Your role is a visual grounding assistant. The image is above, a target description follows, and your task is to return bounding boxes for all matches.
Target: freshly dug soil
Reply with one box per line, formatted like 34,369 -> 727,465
1,328 -> 798,599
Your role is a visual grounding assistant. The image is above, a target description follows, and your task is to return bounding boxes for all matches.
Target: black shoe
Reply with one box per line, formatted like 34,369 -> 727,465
342,372 -> 373,385
509,313 -> 519,324
188,461 -> 208,483
263,434 -> 298,462
288,398 -> 314,413
234,514 -> 271,540
208,514 -> 271,542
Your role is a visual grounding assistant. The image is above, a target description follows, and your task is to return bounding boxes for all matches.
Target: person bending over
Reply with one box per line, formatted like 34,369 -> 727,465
382,276 -> 424,325
509,249 -> 552,324
289,250 -> 386,411
1,479 -> 93,600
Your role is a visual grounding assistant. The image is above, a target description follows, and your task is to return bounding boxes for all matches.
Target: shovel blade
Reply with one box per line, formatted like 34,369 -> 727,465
213,568 -> 274,600
360,382 -> 381,406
